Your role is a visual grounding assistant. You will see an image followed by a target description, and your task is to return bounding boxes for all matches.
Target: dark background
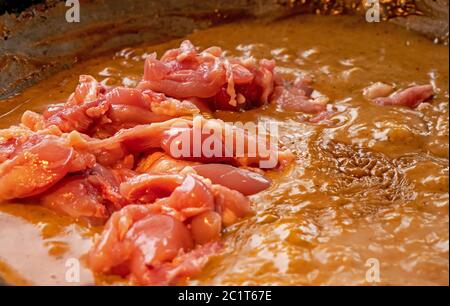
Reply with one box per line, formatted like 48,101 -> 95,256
0,0 -> 48,14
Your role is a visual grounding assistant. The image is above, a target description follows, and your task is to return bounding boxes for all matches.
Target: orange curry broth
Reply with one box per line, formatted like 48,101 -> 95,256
0,15 -> 448,285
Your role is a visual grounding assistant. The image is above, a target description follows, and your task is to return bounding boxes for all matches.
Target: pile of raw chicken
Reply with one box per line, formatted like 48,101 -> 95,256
0,41 -> 434,285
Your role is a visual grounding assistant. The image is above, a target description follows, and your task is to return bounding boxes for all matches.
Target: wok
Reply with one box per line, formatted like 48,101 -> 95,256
0,0 -> 448,286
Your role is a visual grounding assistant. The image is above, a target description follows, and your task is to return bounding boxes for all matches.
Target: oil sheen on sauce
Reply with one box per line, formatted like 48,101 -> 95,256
0,15 -> 448,286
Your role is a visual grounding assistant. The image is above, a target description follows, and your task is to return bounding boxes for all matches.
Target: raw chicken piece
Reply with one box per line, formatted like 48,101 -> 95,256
372,84 -> 434,108
41,175 -> 109,221
272,76 -> 328,114
40,164 -> 134,221
78,117 -> 293,169
192,163 -> 271,195
363,82 -> 394,99
136,152 -> 198,174
24,76 -> 200,137
0,127 -> 95,201
212,184 -> 255,227
119,173 -> 184,204
88,204 -> 221,285
165,174 -> 215,220
138,40 -> 276,110
41,75 -> 109,133
137,153 -> 272,195
159,116 -> 294,169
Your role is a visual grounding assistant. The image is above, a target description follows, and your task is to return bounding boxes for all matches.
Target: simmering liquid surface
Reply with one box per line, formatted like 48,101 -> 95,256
0,15 -> 448,285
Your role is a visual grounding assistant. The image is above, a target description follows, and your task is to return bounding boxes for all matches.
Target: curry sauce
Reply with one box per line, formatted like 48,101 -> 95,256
0,15 -> 448,285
